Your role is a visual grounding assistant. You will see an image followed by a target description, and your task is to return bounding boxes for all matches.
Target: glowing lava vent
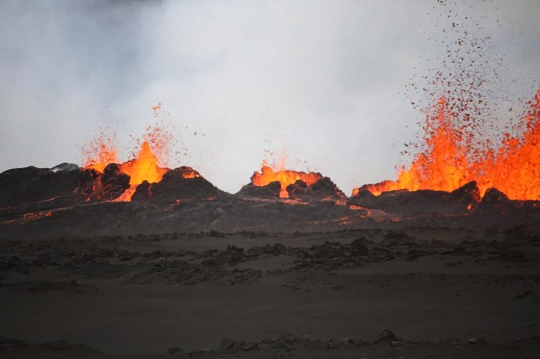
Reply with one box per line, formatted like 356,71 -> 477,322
354,89 -> 540,201
352,5 -> 540,201
81,113 -> 200,201
251,165 -> 323,198
238,162 -> 345,201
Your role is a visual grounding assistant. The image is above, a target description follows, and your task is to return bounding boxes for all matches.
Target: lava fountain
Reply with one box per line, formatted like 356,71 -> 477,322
251,165 -> 322,198
81,106 -> 198,201
354,2 -> 540,201
356,88 -> 540,200
113,141 -> 169,201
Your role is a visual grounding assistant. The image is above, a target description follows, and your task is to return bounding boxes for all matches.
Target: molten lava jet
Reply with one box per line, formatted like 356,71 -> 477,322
353,3 -> 540,202
112,141 -> 169,201
81,112 -> 201,201
355,89 -> 540,201
82,139 -> 169,202
251,165 -> 323,198
83,133 -> 118,173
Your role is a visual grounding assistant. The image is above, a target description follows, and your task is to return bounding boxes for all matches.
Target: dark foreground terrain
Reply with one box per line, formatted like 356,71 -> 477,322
1,226 -> 539,358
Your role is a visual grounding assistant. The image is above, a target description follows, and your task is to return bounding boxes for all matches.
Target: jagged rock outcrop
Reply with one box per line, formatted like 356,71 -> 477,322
131,166 -> 225,202
236,181 -> 282,199
73,163 -> 130,201
286,177 -> 346,201
348,181 -> 481,214
0,164 -> 81,208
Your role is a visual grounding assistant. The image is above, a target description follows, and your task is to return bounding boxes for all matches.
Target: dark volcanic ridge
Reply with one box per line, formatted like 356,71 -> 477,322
2,163 -> 540,237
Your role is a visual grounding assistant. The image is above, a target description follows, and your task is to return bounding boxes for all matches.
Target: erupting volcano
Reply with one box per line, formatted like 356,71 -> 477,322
353,6 -> 540,202
238,155 -> 345,201
356,89 -> 540,200
80,109 -> 203,202
112,141 -> 169,201
251,165 -> 323,198
83,138 -> 169,201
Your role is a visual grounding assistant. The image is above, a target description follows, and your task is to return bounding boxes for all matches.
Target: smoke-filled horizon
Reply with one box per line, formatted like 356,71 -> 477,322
1,0 -> 539,194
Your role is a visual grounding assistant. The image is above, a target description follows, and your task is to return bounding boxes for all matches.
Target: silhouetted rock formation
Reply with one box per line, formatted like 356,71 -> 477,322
286,177 -> 346,201
481,188 -> 510,205
474,187 -> 540,214
73,163 -> 131,201
131,167 -> 225,202
236,181 -> 282,199
0,164 -> 81,208
348,181 -> 480,214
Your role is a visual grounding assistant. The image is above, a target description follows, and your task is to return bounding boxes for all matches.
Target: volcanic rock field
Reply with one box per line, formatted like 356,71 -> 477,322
1,164 -> 539,359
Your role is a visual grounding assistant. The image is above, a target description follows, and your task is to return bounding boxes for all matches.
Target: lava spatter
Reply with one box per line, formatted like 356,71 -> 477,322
354,2 -> 540,200
251,166 -> 323,199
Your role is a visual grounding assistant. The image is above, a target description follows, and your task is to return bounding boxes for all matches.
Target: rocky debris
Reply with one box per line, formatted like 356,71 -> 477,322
164,331 -> 532,357
0,165 -> 81,208
495,248 -> 528,262
516,290 -> 533,299
236,181 -> 282,199
503,224 -> 539,245
380,230 -> 417,247
348,181 -> 480,214
132,167 -> 225,202
418,238 -> 456,249
0,241 -> 290,285
0,255 -> 30,274
0,279 -> 98,293
53,246 -> 264,285
292,239 -> 374,270
0,336 -> 31,350
350,237 -> 370,255
1,233 -> 537,287
376,329 -> 399,343
39,339 -> 101,353
0,336 -> 100,353
202,245 -> 245,266
237,230 -> 269,238
468,335 -> 488,344
208,229 -> 225,238
73,163 -> 130,201
213,333 -> 338,354
286,177 -> 346,201
125,258 -> 262,286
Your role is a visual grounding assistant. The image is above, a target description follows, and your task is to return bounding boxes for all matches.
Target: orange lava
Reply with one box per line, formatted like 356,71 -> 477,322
251,165 -> 322,198
479,89 -> 540,200
119,141 -> 168,187
356,89 -> 540,200
107,141 -> 167,201
113,186 -> 139,202
83,132 -> 118,173
395,96 -> 472,193
180,168 -> 201,179
82,105 -> 177,201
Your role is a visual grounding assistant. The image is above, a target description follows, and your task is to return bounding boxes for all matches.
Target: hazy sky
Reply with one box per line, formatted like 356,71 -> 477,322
1,0 -> 539,194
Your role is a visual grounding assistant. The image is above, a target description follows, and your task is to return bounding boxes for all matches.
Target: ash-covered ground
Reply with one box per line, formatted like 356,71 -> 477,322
1,165 -> 540,358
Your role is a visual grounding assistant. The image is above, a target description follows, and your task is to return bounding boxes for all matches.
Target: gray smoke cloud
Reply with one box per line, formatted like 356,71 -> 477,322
1,0 -> 539,194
